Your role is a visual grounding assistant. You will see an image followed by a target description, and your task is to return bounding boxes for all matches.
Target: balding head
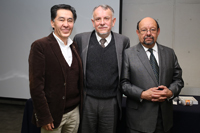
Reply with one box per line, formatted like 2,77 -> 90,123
136,17 -> 160,48
137,17 -> 159,30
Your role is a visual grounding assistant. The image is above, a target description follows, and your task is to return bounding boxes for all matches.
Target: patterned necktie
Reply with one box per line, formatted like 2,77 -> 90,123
148,48 -> 159,83
100,38 -> 106,48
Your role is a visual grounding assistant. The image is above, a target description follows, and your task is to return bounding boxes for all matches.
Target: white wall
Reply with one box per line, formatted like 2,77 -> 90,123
0,0 -> 120,99
122,0 -> 200,96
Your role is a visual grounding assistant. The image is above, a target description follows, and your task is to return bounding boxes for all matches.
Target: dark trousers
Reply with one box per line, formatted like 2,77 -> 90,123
127,105 -> 171,133
127,128 -> 170,133
81,95 -> 118,133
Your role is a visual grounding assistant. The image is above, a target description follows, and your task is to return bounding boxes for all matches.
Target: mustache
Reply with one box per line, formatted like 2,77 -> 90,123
98,26 -> 108,28
144,36 -> 154,39
143,36 -> 154,45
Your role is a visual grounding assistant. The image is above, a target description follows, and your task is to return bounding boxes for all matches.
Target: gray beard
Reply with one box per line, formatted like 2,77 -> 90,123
143,36 -> 154,45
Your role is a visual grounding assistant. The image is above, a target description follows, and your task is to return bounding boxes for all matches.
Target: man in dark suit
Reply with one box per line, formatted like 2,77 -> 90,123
73,4 -> 130,133
29,4 -> 83,133
121,17 -> 184,133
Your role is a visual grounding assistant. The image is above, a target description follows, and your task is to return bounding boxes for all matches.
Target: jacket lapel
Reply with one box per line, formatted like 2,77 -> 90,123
71,43 -> 83,71
113,32 -> 122,78
82,32 -> 93,75
157,44 -> 164,85
136,43 -> 158,85
48,33 -> 67,78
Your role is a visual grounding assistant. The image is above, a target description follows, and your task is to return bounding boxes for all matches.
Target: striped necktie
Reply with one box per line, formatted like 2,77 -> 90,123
100,38 -> 106,48
148,48 -> 159,83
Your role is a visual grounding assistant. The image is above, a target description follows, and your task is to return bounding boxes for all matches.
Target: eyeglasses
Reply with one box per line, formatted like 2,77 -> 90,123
139,28 -> 157,34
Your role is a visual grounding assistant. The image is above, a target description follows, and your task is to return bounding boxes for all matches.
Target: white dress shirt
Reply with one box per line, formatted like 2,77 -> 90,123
95,32 -> 112,47
53,32 -> 73,67
142,43 -> 159,66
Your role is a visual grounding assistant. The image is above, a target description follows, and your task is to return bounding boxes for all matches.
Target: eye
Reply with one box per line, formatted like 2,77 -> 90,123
151,28 -> 156,32
105,17 -> 109,20
67,19 -> 73,23
95,18 -> 101,21
141,29 -> 147,32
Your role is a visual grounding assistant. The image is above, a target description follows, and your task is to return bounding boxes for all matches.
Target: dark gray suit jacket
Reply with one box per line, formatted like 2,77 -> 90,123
121,43 -> 184,132
73,31 -> 130,118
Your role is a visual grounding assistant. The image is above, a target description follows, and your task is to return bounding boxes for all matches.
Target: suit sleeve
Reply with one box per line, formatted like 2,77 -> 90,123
123,37 -> 130,49
73,35 -> 77,43
120,50 -> 144,102
168,50 -> 184,97
29,41 -> 53,127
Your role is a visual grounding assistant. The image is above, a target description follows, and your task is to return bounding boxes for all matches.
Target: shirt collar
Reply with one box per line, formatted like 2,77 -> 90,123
53,32 -> 73,48
95,32 -> 112,44
142,43 -> 158,52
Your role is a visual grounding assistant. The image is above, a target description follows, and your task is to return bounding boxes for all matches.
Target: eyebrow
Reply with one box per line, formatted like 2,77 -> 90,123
94,16 -> 111,19
140,26 -> 157,29
58,17 -> 73,20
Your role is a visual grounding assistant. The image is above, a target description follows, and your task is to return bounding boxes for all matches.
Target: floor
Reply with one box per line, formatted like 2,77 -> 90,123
0,98 -> 26,133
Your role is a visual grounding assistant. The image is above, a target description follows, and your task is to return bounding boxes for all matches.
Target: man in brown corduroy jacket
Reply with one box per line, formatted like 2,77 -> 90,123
29,4 -> 83,133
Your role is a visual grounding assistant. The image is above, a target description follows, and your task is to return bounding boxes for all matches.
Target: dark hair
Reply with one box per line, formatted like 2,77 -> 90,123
51,4 -> 77,22
137,18 -> 160,30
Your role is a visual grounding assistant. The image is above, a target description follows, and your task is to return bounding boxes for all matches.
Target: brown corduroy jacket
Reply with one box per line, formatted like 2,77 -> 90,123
29,33 -> 83,128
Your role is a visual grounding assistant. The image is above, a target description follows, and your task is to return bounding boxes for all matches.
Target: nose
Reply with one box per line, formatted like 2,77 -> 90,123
100,19 -> 105,25
63,21 -> 69,27
146,30 -> 151,35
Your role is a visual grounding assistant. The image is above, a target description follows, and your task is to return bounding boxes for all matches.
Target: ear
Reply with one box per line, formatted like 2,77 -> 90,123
157,28 -> 160,35
91,19 -> 95,28
51,20 -> 55,29
112,18 -> 116,27
136,29 -> 140,36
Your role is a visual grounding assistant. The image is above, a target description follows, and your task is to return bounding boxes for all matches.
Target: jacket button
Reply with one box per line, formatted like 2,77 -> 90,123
64,83 -> 66,86
62,96 -> 65,99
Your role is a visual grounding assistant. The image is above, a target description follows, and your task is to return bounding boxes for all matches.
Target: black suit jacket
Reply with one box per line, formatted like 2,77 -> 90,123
121,43 -> 184,132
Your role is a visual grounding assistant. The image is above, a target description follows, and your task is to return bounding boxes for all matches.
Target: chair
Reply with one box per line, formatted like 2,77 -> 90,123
21,98 -> 41,133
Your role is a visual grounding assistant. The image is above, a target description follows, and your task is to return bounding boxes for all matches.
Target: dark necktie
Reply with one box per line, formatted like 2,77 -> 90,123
100,38 -> 106,48
148,48 -> 159,83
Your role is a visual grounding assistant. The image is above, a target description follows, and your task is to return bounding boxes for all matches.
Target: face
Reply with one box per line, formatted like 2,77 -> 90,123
92,7 -> 116,38
136,17 -> 160,48
51,9 -> 74,42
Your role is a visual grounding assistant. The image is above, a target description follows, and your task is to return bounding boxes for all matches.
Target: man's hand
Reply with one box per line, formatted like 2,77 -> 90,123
141,87 -> 158,101
42,123 -> 54,131
141,85 -> 173,102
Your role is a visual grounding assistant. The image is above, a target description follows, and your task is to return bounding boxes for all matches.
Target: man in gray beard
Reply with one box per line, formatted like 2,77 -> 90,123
121,17 -> 184,133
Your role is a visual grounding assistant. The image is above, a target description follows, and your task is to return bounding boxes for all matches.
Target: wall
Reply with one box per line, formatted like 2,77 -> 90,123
1,0 -> 200,98
122,0 -> 200,95
0,0 -> 120,99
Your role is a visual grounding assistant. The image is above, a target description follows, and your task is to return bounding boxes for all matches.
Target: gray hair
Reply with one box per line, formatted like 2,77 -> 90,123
92,4 -> 114,19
